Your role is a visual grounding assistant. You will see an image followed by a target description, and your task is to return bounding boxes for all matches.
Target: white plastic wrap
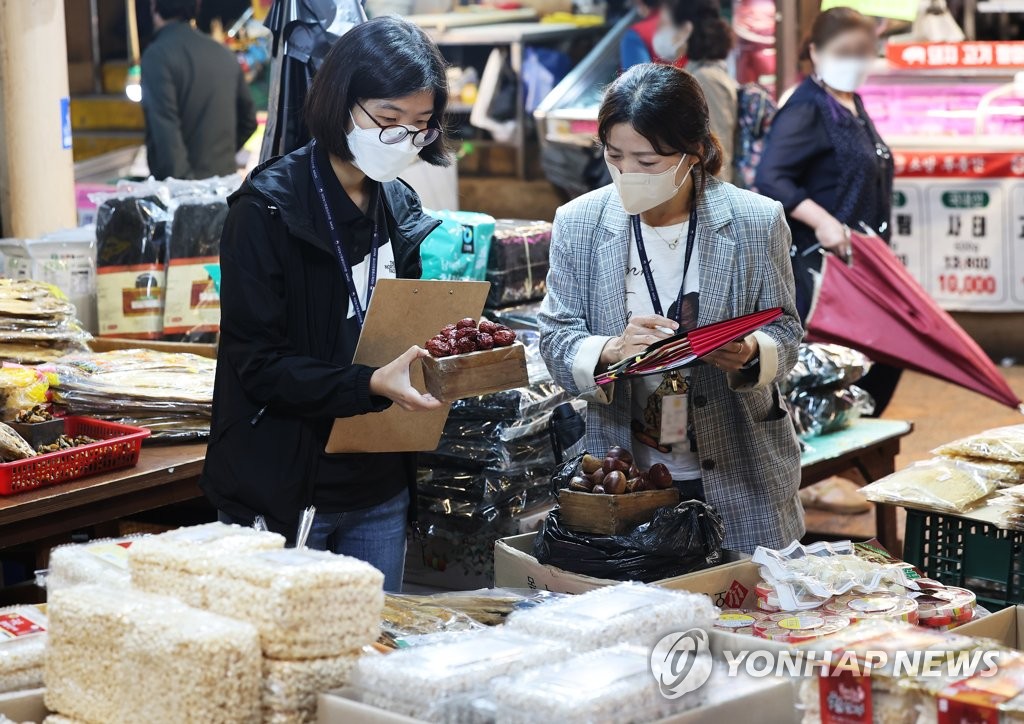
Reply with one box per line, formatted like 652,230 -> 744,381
263,654 -> 357,723
47,536 -> 139,592
492,644 -> 712,724
934,425 -> 1024,464
505,582 -> 718,652
349,628 -> 571,722
753,540 -> 919,610
45,585 -> 261,724
859,458 -> 1003,513
0,605 -> 47,693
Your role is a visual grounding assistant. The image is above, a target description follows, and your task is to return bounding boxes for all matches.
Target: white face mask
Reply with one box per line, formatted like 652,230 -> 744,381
346,113 -> 423,182
652,26 -> 687,61
816,56 -> 872,93
607,156 -> 691,215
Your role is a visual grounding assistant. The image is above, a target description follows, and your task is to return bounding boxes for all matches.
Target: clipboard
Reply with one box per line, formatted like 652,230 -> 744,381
326,279 -> 491,453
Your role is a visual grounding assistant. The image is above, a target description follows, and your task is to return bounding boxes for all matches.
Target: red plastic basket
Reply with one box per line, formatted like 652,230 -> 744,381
0,417 -> 151,495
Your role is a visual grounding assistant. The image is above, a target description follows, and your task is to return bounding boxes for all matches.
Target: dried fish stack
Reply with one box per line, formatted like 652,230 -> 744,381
0,280 -> 90,364
51,348 -> 215,442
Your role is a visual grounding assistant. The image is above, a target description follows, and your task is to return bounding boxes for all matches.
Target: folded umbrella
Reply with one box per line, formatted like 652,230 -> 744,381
806,231 -> 1022,411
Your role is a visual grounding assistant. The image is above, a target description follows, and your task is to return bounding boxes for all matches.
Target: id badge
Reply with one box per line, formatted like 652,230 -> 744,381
659,393 -> 688,445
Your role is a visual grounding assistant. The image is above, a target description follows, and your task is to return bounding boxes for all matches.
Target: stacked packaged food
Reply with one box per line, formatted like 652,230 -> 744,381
0,605 -> 48,694
484,220 -> 551,309
0,280 -> 90,364
50,348 -> 215,442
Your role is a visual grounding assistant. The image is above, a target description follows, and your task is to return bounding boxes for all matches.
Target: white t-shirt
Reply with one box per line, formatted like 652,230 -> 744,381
346,240 -> 396,320
626,220 -> 702,480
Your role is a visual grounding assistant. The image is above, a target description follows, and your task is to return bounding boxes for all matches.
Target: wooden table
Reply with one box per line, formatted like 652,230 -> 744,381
0,444 -> 206,550
801,419 -> 914,556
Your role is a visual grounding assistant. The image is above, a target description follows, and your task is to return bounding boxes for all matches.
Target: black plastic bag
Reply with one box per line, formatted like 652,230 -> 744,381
533,502 -> 725,583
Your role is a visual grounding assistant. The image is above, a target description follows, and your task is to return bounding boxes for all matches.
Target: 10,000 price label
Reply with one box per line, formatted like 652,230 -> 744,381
937,274 -> 998,295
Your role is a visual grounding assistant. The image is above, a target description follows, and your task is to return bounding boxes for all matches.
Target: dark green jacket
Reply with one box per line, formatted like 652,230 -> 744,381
141,21 -> 257,180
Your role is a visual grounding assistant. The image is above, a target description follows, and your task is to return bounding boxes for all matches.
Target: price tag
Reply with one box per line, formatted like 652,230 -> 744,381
659,394 -> 688,446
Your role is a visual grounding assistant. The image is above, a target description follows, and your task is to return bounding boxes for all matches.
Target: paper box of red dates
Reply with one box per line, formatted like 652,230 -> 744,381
421,318 -> 529,402
558,447 -> 680,535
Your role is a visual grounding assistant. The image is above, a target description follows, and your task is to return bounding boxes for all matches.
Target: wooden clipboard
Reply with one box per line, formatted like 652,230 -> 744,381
325,279 -> 491,453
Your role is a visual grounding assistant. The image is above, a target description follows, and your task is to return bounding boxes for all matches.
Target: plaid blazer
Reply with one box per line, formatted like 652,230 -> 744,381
539,177 -> 805,553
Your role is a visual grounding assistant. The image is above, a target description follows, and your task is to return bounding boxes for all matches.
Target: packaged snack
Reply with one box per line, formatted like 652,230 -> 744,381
912,587 -> 977,628
491,644 -> 711,724
934,425 -> 1024,464
45,585 -> 261,724
47,536 -> 137,592
859,458 -> 1002,513
263,654 -> 357,722
0,605 -> 47,693
505,582 -> 718,652
714,609 -> 768,636
349,628 -> 571,721
823,593 -> 920,625
752,611 -> 850,643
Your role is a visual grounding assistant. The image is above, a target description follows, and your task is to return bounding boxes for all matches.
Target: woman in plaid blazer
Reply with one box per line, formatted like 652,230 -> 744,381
539,64 -> 804,553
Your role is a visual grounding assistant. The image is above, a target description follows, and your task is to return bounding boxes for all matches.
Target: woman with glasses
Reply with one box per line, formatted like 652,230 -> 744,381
755,8 -> 901,416
201,17 -> 448,591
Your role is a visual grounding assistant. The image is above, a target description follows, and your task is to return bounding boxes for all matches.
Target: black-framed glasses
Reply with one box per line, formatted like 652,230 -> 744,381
355,101 -> 440,147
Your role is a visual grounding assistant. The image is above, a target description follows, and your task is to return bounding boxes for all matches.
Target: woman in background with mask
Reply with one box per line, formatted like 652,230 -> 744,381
754,8 -> 900,415
539,63 -> 804,554
201,17 -> 447,591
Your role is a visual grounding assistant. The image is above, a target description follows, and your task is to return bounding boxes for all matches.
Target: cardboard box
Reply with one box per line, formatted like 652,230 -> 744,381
89,337 -> 218,359
659,559 -> 763,610
955,605 -> 1024,647
493,532 -> 622,594
421,342 -> 529,402
317,666 -> 799,723
0,688 -> 48,722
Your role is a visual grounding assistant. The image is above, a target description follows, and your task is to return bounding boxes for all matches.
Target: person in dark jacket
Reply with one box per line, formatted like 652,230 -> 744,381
200,17 -> 450,591
755,8 -> 901,416
141,0 -> 257,180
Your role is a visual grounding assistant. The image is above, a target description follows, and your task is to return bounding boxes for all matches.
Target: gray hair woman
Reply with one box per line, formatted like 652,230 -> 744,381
539,63 -> 804,553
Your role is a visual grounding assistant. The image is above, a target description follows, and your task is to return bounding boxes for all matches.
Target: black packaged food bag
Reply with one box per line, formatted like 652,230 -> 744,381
533,501 -> 725,583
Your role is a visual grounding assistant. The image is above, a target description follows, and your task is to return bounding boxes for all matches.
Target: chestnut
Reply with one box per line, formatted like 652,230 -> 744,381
581,454 -> 603,475
648,463 -> 674,490
603,471 -> 627,495
592,485 -> 606,495
625,478 -> 642,494
590,469 -> 605,486
628,464 -> 641,479
607,445 -> 634,466
568,476 -> 591,492
603,456 -> 631,475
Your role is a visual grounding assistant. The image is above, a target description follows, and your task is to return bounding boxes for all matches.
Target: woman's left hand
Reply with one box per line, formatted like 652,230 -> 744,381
702,335 -> 759,372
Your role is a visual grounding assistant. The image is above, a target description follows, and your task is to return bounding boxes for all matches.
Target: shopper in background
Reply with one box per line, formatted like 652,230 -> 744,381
201,18 -> 450,591
755,8 -> 901,416
539,64 -> 804,554
141,0 -> 257,179
620,0 -> 686,69
667,0 -> 738,182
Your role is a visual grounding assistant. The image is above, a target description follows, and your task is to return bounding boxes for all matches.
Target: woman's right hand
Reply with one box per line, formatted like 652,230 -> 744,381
370,346 -> 444,412
815,216 -> 851,258
599,315 -> 679,368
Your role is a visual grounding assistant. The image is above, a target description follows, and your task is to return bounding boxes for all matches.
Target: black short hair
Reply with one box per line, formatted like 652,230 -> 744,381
305,17 -> 450,168
598,64 -> 723,195
668,0 -> 733,61
155,0 -> 197,21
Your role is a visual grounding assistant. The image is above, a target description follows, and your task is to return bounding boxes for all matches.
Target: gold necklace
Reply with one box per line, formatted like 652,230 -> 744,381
649,222 -> 685,250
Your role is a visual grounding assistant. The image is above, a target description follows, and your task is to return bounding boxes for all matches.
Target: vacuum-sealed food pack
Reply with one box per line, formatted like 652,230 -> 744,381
859,457 -> 1003,513
0,604 -> 47,694
934,425 -> 1024,464
47,535 -> 139,592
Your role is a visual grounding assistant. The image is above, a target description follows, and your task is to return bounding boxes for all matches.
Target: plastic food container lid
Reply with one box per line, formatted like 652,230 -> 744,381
823,593 -> 920,625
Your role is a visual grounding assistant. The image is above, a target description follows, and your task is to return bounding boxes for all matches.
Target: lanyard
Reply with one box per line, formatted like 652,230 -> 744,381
631,205 -> 698,323
309,140 -> 381,327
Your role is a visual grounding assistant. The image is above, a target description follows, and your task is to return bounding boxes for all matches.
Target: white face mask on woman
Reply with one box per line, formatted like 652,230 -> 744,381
606,156 -> 692,215
816,56 -> 872,93
346,113 -> 423,182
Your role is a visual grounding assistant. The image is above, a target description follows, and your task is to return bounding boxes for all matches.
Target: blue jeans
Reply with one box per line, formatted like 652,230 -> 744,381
218,487 -> 410,592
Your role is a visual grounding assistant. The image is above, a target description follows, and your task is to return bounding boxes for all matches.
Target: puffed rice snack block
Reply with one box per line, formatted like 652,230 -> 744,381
45,585 -> 262,724
200,547 -> 384,659
263,653 -> 357,721
47,536 -> 137,593
0,604 -> 47,694
129,522 -> 285,606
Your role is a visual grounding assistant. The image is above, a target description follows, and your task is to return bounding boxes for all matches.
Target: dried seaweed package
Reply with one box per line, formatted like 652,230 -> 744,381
94,193 -> 170,339
163,198 -> 227,343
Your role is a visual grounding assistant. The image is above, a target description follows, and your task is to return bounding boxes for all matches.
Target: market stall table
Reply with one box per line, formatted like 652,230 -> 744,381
801,419 -> 914,556
0,444 -> 206,550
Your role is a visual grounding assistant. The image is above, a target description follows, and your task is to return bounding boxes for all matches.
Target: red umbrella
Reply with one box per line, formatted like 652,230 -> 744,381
806,231 -> 1023,411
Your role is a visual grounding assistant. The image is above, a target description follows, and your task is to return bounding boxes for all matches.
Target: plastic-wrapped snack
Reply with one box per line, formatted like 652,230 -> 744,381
198,547 -> 384,659
921,651 -> 1024,724
263,654 -> 357,723
753,611 -> 850,643
44,717 -> 88,724
47,536 -> 139,592
913,587 -> 977,628
505,582 -> 718,652
349,628 -> 572,721
934,425 -> 1024,464
859,458 -> 1003,513
755,581 -> 785,612
492,644 -> 711,724
714,609 -> 768,636
823,593 -> 919,625
45,585 -> 261,724
0,605 -> 47,693
128,522 -> 285,607
941,457 -> 1024,486
380,594 -> 484,648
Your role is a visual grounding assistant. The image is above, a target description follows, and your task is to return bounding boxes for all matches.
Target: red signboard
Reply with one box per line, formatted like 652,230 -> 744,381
893,151 -> 1024,178
887,41 -> 1024,69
